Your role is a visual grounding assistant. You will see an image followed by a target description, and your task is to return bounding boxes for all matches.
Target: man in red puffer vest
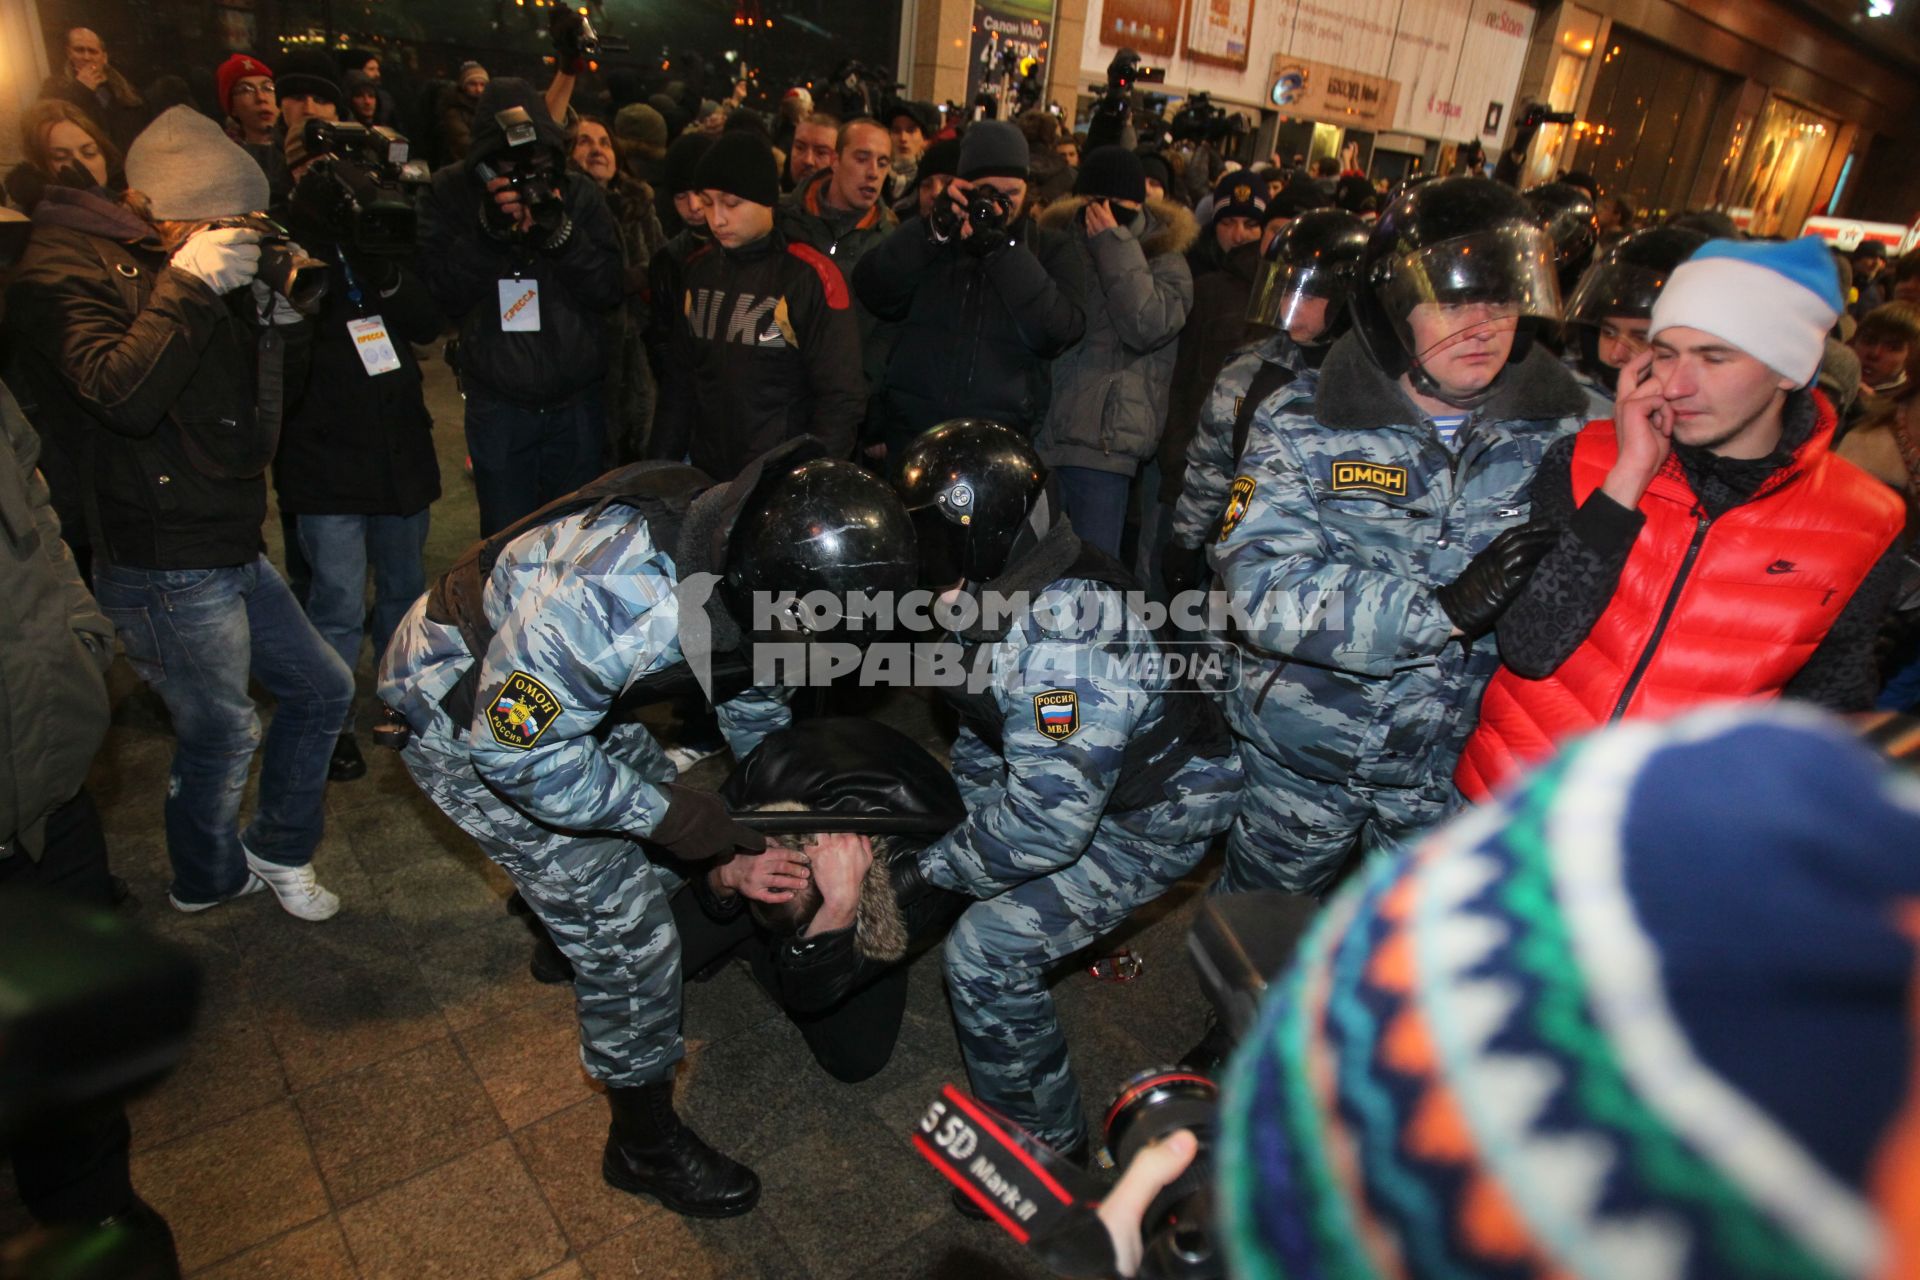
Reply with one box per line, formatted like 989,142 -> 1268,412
1458,236 -> 1907,802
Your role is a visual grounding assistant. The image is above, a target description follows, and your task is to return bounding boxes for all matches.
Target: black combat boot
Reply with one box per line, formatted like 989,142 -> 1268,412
603,1080 -> 760,1218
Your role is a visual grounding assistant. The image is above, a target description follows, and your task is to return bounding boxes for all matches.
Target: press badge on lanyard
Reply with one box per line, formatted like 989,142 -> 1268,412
499,278 -> 541,332
347,316 -> 402,376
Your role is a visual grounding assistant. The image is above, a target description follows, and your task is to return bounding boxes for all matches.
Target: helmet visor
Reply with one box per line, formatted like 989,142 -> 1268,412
1564,259 -> 1669,328
1248,261 -> 1346,342
1379,225 -> 1562,362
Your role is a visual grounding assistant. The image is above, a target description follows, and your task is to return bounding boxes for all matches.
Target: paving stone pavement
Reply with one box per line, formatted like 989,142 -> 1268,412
0,350 -> 1224,1278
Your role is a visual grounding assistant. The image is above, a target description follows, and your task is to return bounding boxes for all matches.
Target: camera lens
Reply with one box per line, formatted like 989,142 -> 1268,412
1105,1069 -> 1220,1280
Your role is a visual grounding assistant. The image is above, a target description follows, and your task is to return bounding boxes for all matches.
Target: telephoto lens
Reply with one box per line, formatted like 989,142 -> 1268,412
1103,1069 -> 1220,1280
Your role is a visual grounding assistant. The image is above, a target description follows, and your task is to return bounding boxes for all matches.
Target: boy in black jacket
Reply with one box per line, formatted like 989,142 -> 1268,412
650,133 -> 864,479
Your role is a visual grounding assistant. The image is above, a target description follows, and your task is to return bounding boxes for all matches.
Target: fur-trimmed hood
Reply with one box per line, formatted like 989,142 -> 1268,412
1312,331 -> 1589,432
1038,196 -> 1199,260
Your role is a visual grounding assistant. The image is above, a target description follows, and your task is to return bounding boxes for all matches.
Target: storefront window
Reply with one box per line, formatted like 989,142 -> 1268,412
1572,24 -> 1739,221
1731,96 -> 1839,237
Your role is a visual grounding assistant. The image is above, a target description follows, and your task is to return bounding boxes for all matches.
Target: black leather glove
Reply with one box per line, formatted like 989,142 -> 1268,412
647,784 -> 767,861
1161,539 -> 1207,597
1435,524 -> 1560,640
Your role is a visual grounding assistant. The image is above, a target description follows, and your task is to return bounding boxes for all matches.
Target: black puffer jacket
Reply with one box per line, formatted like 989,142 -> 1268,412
853,212 -> 1087,450
274,226 -> 444,517
6,195 -> 298,569
414,80 -> 623,410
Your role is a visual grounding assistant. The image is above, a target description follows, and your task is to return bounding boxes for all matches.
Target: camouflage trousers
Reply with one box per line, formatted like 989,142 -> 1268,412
944,770 -> 1239,1150
1219,745 -> 1458,896
402,727 -> 686,1087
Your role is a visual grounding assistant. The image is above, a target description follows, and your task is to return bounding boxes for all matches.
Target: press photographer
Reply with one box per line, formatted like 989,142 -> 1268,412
416,78 -> 622,535
852,120 -> 1086,460
5,106 -> 353,920
275,118 -> 444,780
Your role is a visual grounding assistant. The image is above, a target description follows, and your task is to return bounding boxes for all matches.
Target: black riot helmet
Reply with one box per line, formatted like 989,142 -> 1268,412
1351,176 -> 1563,407
893,420 -> 1046,588
1523,181 -> 1598,295
1565,224 -> 1708,392
723,458 -> 918,644
1247,208 -> 1370,344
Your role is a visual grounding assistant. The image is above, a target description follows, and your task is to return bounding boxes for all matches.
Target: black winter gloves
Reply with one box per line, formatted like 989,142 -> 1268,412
1435,524 -> 1559,640
648,784 -> 767,861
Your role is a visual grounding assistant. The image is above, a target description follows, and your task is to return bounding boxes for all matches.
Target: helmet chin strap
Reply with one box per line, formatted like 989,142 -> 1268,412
1407,356 -> 1502,411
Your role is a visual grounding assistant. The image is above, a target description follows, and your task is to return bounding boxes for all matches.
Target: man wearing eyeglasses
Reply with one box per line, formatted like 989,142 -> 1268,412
217,54 -> 287,201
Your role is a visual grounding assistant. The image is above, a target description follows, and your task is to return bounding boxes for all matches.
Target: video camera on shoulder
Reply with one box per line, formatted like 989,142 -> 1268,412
909,891 -> 1315,1279
1516,101 -> 1578,130
291,117 -> 424,257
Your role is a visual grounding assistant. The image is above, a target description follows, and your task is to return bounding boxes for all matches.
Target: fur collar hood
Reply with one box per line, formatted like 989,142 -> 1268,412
1312,332 -> 1589,431
1038,196 -> 1199,260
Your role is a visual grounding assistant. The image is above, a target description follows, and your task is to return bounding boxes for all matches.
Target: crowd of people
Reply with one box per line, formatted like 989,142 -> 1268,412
4,23 -> 1920,1280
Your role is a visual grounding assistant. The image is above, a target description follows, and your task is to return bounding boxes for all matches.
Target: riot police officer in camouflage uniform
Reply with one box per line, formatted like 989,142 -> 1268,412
377,441 -> 915,1218
1213,178 -> 1587,896
882,421 -> 1243,1180
1164,209 -> 1371,593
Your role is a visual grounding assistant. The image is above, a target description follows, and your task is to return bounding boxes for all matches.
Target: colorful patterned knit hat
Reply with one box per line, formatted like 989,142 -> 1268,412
1220,704 -> 1920,1280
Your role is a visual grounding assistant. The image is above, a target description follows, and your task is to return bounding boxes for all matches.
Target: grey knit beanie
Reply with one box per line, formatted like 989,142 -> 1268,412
126,106 -> 270,221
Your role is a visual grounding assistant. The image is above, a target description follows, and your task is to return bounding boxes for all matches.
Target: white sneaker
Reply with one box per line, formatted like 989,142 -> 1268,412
242,845 -> 341,922
169,875 -> 266,914
664,742 -> 727,773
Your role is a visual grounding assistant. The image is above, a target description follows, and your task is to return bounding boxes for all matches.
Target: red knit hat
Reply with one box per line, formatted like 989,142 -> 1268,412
216,54 -> 274,117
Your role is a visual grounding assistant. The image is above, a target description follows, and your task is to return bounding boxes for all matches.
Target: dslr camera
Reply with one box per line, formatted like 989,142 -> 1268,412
912,891 -> 1315,1279
928,183 -> 1016,246
291,117 -> 424,257
207,213 -> 330,316
472,106 -> 568,243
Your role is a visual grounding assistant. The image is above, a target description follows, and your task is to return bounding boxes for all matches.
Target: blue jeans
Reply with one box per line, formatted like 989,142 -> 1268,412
1054,465 -> 1132,558
93,557 -> 355,903
295,510 -> 431,677
464,386 -> 607,536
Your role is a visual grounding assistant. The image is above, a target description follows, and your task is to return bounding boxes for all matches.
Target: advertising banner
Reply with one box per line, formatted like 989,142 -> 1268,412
1388,0 -> 1474,138
1184,0 -> 1256,71
1446,0 -> 1535,143
1267,57 -> 1401,127
1096,0 -> 1184,61
967,0 -> 1055,109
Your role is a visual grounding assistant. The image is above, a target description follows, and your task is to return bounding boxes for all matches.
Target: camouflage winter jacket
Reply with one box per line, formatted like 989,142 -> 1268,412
1212,334 -> 1585,788
918,521 -> 1242,896
377,506 -> 788,838
1168,331 -> 1309,550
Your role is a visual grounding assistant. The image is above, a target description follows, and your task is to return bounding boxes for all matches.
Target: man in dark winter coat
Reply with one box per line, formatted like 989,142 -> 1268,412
416,77 -> 623,535
853,121 -> 1087,462
278,136 -> 446,780
671,718 -> 968,1085
6,107 -> 353,920
1033,147 -> 1196,555
646,133 -> 715,385
650,133 -> 864,478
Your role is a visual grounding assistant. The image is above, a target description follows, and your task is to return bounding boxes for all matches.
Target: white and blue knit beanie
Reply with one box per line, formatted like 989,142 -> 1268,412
1649,236 -> 1844,386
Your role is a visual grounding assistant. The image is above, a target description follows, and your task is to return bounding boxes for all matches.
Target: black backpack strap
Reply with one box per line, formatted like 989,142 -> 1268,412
428,461 -> 712,726
1229,358 -> 1298,471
